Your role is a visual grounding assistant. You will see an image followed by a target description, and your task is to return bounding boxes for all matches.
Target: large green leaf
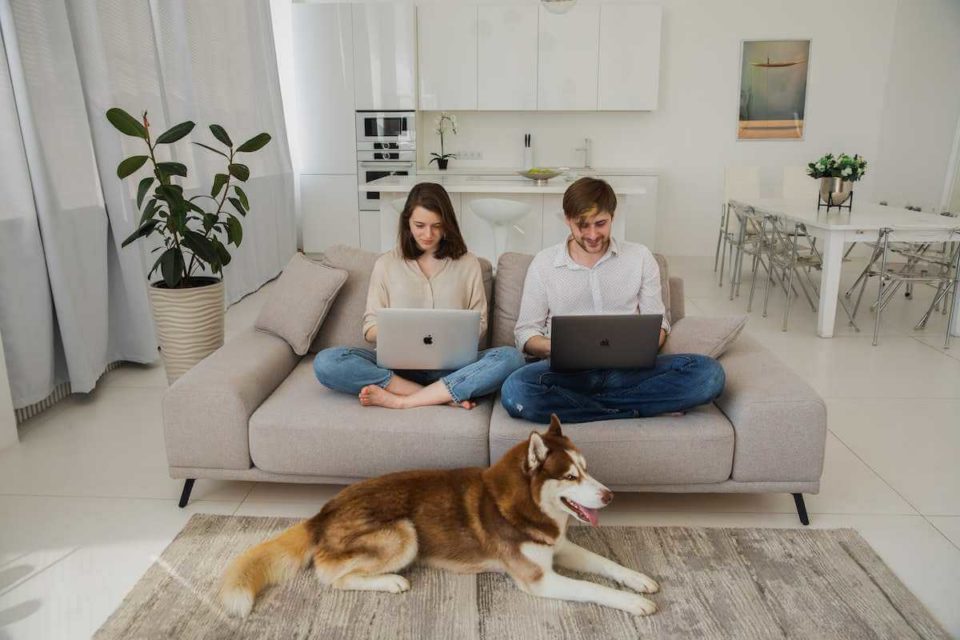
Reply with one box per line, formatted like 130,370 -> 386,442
117,155 -> 149,179
202,213 -> 218,232
136,177 -> 154,207
236,132 -> 271,153
211,237 -> 231,270
228,196 -> 247,217
194,142 -> 228,158
139,198 -> 159,225
211,173 -> 229,198
228,163 -> 249,181
225,215 -> 243,247
209,124 -> 232,147
106,108 -> 147,138
159,248 -> 185,287
156,162 -> 187,178
233,185 -> 249,210
120,219 -> 158,248
182,230 -> 218,263
155,121 -> 195,144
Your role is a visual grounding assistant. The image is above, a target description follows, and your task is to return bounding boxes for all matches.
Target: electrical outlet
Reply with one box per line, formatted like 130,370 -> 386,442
457,150 -> 483,160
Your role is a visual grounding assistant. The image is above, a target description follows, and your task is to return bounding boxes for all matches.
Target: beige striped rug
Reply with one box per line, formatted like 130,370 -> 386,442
95,514 -> 949,639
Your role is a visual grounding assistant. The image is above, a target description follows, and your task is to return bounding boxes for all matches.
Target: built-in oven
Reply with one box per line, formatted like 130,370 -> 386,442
358,160 -> 415,211
357,111 -> 416,212
356,111 -> 416,147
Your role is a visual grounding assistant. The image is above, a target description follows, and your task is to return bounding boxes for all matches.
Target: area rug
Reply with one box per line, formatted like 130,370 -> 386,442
94,514 -> 949,639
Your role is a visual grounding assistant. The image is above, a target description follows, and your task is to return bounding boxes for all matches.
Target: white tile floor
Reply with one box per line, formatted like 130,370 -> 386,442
1,256 -> 959,639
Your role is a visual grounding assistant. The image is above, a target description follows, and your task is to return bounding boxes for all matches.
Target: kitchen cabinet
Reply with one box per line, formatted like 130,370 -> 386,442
352,2 -> 416,110
598,4 -> 661,110
301,175 -> 360,252
418,5 -> 477,110
537,3 -> 600,111
292,3 -> 356,174
477,4 -> 538,111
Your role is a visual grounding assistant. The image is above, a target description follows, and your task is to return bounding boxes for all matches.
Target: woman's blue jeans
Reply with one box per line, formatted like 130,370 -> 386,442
313,346 -> 526,404
500,354 -> 726,424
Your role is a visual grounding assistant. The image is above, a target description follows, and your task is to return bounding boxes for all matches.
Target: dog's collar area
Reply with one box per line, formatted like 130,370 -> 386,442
561,497 -> 599,527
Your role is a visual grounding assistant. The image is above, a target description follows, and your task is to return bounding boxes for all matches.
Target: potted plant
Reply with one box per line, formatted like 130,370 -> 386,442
106,107 -> 271,383
428,112 -> 457,170
807,153 -> 867,207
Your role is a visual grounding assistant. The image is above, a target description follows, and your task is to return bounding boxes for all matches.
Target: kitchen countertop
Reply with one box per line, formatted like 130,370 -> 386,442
415,166 -> 660,177
359,174 -> 649,195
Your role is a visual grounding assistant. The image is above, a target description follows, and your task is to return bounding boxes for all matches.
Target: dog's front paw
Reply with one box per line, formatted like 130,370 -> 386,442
621,571 -> 659,594
621,593 -> 657,616
383,574 -> 411,593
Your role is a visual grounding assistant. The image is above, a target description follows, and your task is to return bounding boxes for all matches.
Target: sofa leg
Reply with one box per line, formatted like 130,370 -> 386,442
178,479 -> 195,508
792,493 -> 810,526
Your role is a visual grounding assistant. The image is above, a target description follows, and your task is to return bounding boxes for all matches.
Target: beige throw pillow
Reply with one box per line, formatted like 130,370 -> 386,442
661,315 -> 748,359
255,253 -> 348,355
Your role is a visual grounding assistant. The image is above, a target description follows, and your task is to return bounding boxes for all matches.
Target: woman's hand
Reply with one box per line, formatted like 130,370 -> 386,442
364,325 -> 378,343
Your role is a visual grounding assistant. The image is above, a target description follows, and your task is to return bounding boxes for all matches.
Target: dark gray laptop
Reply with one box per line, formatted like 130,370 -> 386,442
550,314 -> 662,372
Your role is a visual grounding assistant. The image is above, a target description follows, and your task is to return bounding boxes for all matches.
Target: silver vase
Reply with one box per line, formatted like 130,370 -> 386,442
819,177 -> 854,206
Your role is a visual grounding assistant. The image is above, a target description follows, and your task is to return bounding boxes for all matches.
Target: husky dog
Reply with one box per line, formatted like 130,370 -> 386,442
220,415 -> 659,617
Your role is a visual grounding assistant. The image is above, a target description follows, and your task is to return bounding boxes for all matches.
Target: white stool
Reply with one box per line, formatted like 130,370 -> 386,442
468,198 -> 533,267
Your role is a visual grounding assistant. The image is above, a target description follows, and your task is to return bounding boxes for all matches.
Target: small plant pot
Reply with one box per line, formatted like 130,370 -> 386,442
437,158 -> 449,171
148,277 -> 225,384
819,177 -> 854,206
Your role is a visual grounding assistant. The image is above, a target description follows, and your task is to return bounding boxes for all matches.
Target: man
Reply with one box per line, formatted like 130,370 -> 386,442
500,177 -> 725,424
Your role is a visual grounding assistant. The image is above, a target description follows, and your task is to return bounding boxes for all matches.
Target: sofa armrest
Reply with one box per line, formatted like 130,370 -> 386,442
714,334 -> 826,484
668,277 -> 685,323
162,327 -> 299,471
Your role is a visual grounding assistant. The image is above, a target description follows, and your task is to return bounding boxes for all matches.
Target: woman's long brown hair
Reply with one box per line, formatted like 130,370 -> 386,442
397,182 -> 468,260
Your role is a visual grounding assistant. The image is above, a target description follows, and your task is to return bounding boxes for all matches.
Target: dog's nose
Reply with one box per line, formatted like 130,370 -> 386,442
600,489 -> 613,505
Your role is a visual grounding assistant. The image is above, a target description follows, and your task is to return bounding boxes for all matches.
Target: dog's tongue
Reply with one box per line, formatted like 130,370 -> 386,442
581,505 -> 599,527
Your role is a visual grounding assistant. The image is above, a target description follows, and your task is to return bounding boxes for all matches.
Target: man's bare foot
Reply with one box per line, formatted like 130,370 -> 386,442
359,385 -> 406,409
448,399 -> 476,410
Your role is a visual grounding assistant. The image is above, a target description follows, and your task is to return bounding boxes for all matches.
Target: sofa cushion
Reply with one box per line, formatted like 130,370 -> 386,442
662,315 -> 748,359
311,245 -> 380,352
249,359 -> 492,477
489,399 -> 734,486
310,245 -> 494,353
492,250 -> 675,348
255,254 -> 347,355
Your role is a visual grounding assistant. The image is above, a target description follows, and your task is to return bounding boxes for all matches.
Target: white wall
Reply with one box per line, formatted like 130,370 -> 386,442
873,0 -> 960,213
417,0 -> 959,255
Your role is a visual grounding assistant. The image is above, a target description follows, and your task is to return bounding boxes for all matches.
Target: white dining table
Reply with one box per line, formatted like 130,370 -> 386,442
729,198 -> 960,338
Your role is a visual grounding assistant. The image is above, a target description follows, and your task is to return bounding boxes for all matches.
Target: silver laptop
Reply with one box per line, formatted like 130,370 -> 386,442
550,314 -> 662,372
376,308 -> 481,370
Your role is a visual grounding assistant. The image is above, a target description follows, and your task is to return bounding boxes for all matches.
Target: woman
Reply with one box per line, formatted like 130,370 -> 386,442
313,182 -> 525,410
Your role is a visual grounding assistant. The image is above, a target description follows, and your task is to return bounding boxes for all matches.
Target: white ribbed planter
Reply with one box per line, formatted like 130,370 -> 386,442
148,278 -> 225,384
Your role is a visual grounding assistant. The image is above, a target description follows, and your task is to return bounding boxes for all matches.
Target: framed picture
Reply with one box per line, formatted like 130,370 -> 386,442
737,40 -> 810,140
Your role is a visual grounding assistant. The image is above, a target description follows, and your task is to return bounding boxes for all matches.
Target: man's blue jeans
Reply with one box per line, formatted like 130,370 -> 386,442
500,354 -> 726,424
313,346 -> 525,404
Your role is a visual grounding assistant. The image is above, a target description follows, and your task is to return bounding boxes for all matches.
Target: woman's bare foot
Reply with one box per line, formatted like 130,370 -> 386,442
358,385 -> 406,409
448,399 -> 476,410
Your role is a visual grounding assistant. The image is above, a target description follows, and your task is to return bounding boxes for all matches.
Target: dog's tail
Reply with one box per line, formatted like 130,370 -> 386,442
219,520 -> 317,618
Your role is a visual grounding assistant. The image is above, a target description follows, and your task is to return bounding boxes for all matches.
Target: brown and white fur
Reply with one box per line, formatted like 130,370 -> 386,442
219,415 -> 659,618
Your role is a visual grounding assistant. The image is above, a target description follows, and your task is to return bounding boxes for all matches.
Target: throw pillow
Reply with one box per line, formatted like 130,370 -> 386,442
661,315 -> 748,359
255,253 -> 348,355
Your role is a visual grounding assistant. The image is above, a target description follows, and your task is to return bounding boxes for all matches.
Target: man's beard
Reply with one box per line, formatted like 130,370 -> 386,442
573,235 -> 610,254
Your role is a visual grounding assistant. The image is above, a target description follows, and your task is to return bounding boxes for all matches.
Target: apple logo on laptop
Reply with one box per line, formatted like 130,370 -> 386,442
600,338 -> 610,347
423,335 -> 433,345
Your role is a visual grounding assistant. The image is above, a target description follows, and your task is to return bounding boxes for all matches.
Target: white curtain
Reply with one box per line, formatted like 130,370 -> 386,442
0,0 -> 295,410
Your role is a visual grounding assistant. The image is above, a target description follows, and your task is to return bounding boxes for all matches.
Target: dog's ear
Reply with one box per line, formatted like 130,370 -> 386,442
525,432 -> 549,474
546,414 -> 563,437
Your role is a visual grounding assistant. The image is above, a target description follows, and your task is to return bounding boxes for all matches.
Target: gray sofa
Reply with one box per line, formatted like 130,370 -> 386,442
162,246 -> 827,524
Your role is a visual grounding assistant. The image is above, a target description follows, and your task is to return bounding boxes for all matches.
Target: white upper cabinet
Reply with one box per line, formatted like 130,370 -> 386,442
292,3 -> 356,174
352,2 -> 416,110
538,3 -> 600,111
598,4 -> 662,110
477,5 -> 538,111
418,5 -> 478,110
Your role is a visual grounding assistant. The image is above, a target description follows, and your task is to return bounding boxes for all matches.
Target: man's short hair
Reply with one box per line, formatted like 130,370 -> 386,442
562,177 -> 617,220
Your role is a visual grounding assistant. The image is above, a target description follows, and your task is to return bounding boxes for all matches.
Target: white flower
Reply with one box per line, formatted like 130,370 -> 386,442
816,163 -> 824,170
841,167 -> 852,176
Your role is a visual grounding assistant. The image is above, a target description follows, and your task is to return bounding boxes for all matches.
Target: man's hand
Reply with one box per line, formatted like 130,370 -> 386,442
658,328 -> 666,349
523,336 -> 551,359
